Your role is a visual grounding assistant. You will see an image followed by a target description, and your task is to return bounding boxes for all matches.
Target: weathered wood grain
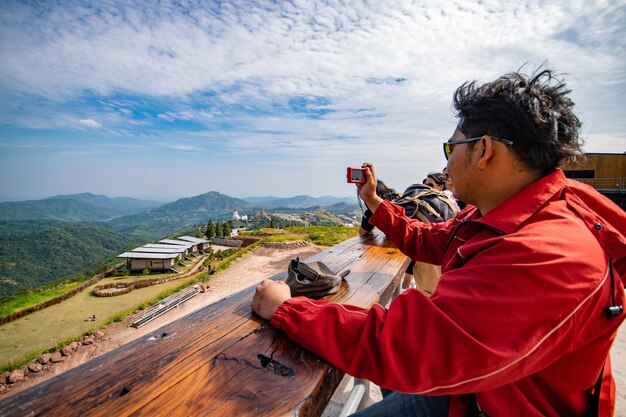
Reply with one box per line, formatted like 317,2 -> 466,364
0,231 -> 409,417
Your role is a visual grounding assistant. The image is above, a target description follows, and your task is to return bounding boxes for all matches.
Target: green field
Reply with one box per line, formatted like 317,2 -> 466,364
0,282 -> 83,317
244,225 -> 358,247
0,274 -> 197,370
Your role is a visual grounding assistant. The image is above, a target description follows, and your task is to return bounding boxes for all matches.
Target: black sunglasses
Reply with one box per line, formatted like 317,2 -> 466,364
443,136 -> 514,160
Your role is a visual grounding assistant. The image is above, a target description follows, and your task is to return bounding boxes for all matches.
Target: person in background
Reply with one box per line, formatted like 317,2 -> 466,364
423,172 -> 447,191
425,171 -> 461,212
252,69 -> 626,416
442,167 -> 467,210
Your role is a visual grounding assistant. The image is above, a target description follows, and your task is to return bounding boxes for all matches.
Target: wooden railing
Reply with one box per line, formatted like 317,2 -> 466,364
0,230 -> 409,417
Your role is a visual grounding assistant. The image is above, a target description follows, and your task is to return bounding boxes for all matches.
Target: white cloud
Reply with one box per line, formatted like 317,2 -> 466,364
1,1 -> 623,102
78,118 -> 103,129
160,143 -> 205,152
157,113 -> 175,122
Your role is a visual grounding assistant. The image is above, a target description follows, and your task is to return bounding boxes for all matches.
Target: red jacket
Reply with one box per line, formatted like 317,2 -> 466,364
271,169 -> 626,416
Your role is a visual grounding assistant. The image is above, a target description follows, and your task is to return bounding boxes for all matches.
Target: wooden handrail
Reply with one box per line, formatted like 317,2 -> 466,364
0,231 -> 409,417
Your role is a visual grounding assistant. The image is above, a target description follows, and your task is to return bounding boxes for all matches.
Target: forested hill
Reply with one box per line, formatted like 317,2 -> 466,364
0,193 -> 163,223
0,199 -> 117,222
156,191 -> 253,213
0,193 -> 160,296
0,226 -> 139,297
0,219 -> 78,234
45,193 -> 162,215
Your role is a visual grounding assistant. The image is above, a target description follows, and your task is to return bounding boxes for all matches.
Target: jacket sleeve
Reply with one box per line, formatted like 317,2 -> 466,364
368,199 -> 461,265
271,214 -> 613,396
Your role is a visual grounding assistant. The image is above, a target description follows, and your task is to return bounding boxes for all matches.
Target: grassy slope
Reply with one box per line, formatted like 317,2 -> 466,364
0,274 -> 192,370
0,282 -> 82,317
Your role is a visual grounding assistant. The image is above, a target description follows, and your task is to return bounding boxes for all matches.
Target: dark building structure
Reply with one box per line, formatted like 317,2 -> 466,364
561,153 -> 626,209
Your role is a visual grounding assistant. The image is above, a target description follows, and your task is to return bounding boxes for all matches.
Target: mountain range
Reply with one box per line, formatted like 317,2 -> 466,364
105,192 -> 357,238
0,192 -> 357,232
45,193 -> 162,216
242,195 -> 354,209
105,191 -> 256,239
0,193 -> 161,222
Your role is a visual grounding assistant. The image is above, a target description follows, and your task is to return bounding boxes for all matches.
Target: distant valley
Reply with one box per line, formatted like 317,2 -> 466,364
0,191 -> 358,296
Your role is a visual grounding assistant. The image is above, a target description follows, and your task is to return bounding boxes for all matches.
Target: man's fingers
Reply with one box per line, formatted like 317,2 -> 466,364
257,279 -> 273,290
361,163 -> 376,183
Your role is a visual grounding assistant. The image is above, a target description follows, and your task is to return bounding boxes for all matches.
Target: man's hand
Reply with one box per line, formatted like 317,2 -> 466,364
252,279 -> 292,320
357,162 -> 384,213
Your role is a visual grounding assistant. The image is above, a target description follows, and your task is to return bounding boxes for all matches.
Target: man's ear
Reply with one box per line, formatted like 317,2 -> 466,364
476,135 -> 494,170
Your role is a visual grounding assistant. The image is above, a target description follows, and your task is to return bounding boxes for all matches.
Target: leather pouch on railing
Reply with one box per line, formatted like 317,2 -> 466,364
285,257 -> 350,298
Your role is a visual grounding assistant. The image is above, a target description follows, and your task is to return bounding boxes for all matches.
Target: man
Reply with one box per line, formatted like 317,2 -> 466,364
252,70 -> 626,416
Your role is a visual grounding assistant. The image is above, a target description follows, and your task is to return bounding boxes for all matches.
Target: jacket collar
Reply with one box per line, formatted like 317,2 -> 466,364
468,169 -> 567,235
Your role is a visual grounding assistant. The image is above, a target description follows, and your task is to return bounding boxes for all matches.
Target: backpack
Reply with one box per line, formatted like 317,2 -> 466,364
392,184 -> 459,224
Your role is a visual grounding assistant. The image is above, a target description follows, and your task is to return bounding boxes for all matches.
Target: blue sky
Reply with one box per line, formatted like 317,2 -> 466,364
0,0 -> 624,202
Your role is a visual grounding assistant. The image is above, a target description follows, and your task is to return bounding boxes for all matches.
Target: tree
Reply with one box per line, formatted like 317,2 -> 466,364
270,216 -> 275,229
223,221 -> 231,237
205,219 -> 215,238
216,222 -> 223,238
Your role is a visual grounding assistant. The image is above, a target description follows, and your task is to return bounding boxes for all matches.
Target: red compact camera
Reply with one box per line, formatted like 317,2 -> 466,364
346,167 -> 366,184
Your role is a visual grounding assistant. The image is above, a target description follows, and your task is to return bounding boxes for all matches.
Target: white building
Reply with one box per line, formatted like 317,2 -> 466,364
176,235 -> 211,251
227,209 -> 248,236
117,252 -> 179,271
158,239 -> 197,253
143,243 -> 190,257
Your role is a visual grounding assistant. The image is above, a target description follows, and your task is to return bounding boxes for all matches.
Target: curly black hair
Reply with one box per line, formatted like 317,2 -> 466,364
452,69 -> 583,174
